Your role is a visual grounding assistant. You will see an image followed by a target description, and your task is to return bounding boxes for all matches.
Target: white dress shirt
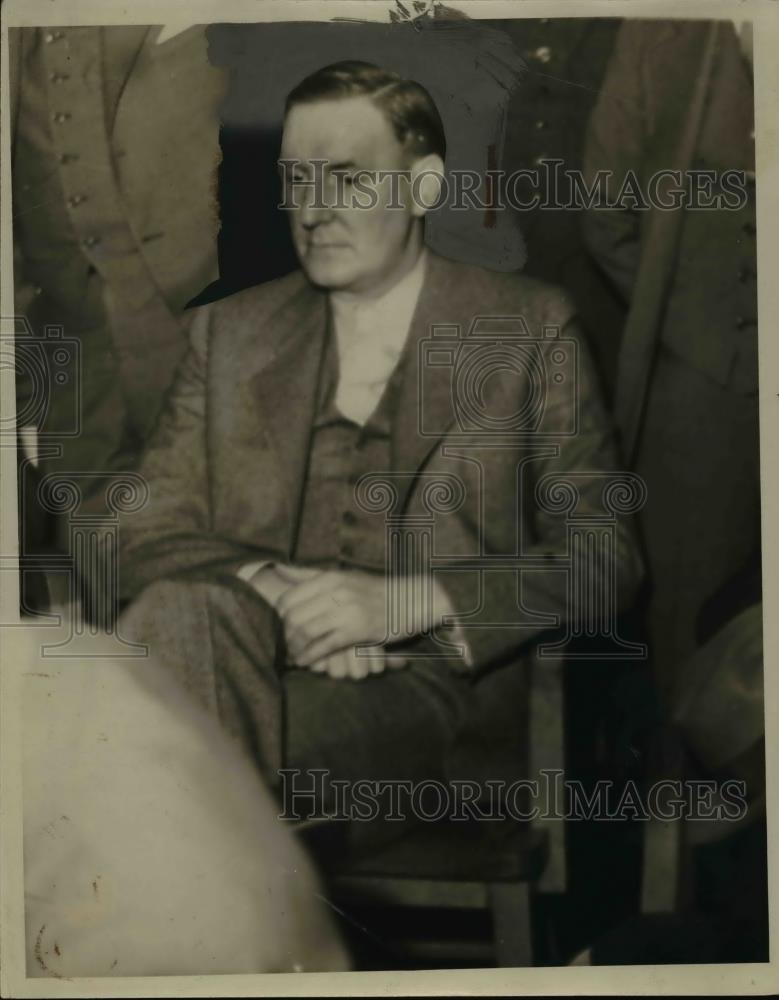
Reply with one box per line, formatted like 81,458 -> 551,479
237,251 -> 427,584
328,249 -> 427,425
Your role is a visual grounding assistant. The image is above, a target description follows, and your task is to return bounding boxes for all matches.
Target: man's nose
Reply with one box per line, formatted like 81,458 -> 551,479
298,199 -> 335,229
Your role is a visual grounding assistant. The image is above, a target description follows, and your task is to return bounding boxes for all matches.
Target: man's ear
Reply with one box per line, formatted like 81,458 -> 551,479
409,154 -> 445,218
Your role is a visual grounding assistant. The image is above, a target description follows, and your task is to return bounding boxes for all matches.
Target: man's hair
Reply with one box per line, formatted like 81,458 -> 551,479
285,60 -> 446,161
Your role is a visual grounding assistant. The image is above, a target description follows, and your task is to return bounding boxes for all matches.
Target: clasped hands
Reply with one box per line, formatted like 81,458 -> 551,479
248,563 -> 448,681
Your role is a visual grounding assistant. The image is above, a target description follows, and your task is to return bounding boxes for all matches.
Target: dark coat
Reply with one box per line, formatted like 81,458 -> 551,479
581,19 -> 760,690
497,17 -> 626,398
582,19 -> 757,395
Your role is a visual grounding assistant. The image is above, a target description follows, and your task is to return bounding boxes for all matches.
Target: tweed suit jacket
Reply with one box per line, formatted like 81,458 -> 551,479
119,252 -> 642,674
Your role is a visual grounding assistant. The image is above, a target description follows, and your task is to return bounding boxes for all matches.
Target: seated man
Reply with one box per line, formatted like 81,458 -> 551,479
117,61 -> 642,816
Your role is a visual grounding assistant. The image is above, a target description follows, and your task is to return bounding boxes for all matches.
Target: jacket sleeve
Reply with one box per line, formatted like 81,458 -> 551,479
581,21 -> 648,303
117,305 -> 261,602
439,311 -> 644,675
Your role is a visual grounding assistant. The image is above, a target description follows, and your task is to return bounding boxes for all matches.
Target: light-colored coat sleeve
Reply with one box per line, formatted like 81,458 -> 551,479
22,627 -> 350,977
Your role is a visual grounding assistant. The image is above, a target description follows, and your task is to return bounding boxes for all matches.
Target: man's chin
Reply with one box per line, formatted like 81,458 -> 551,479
301,261 -> 361,292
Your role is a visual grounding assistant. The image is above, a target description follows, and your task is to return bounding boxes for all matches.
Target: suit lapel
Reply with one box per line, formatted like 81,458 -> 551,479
249,280 -> 329,543
390,253 -> 464,505
231,255 -> 472,534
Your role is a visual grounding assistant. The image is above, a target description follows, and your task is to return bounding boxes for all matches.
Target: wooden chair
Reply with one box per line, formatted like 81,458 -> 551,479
303,645 -> 566,968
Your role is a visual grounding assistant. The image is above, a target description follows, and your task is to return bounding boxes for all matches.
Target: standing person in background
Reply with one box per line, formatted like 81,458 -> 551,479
496,18 -> 647,965
496,17 -> 625,401
9,25 -> 226,602
582,19 -> 759,700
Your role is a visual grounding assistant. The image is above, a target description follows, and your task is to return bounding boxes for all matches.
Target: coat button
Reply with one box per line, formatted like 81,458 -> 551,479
49,72 -> 70,83
735,316 -> 755,330
67,194 -> 87,207
58,152 -> 78,164
738,265 -> 754,283
44,31 -> 65,43
742,221 -> 756,236
52,111 -> 71,123
531,45 -> 552,63
342,510 -> 356,526
81,235 -> 101,248
341,542 -> 354,559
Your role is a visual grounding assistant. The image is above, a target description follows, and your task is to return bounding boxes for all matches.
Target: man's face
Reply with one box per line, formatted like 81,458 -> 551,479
280,95 -> 421,295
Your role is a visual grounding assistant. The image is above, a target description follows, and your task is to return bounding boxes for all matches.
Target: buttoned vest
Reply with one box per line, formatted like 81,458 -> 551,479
294,323 -> 406,572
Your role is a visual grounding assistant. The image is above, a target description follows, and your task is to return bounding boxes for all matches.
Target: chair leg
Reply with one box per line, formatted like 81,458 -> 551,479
488,881 -> 533,967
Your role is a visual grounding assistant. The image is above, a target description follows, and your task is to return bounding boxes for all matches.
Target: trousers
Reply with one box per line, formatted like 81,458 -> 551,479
119,574 -> 470,816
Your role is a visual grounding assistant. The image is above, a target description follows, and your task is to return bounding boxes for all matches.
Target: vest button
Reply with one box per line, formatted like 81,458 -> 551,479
341,542 -> 354,559
342,510 -> 356,526
67,194 -> 87,207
